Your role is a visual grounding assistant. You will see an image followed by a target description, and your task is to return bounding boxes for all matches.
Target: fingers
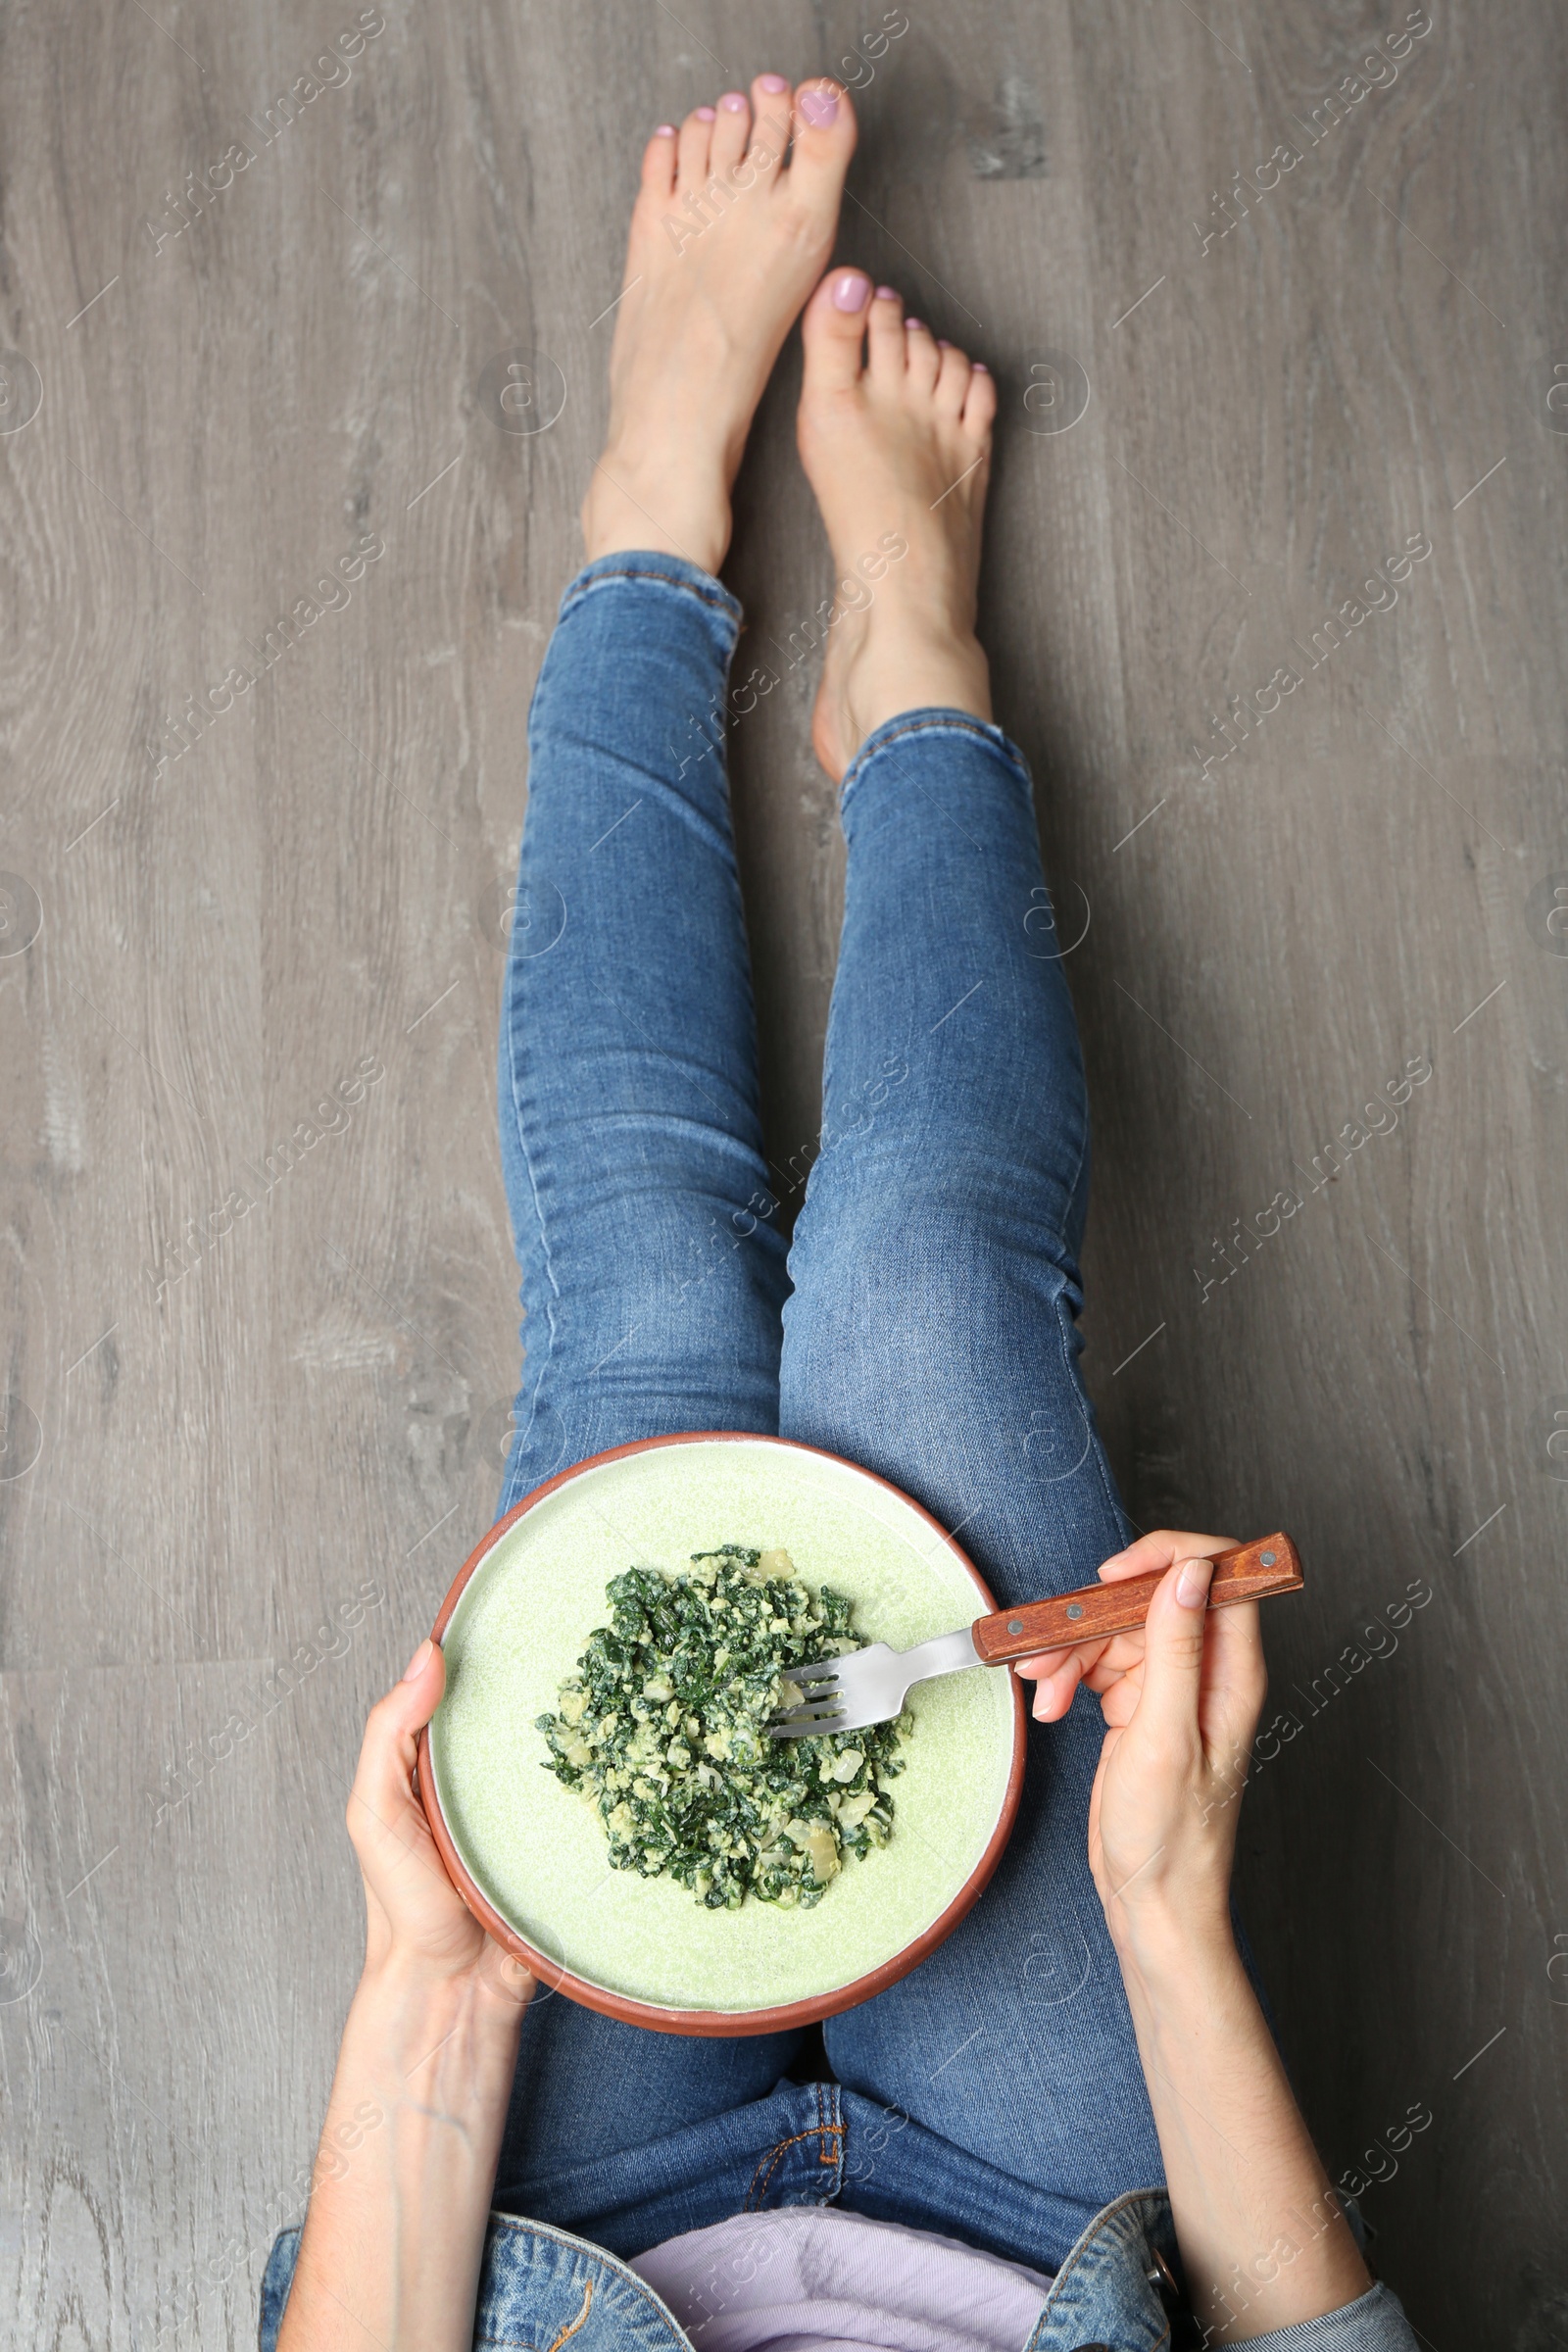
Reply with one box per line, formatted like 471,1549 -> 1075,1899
1021,1528 -> 1237,1690
1015,1615 -> 1148,1701
1021,1646 -> 1092,1722
1134,1555 -> 1215,1754
1016,1529 -> 1241,1727
1098,1527 -> 1239,1581
347,1639 -> 444,1867
1013,1638 -> 1102,1681
1201,1594 -> 1269,1741
1021,1626 -> 1157,1722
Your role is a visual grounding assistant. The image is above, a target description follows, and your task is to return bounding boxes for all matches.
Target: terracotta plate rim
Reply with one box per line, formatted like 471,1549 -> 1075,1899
415,1431 -> 1027,2037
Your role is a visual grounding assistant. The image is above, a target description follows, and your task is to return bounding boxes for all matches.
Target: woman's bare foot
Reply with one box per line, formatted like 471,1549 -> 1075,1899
581,78 -> 858,577
796,272 -> 997,783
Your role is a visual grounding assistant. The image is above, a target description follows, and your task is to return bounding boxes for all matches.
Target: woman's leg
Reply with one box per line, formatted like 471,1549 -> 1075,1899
493,549 -> 787,1511
494,67 -> 857,1514
493,81 -> 860,2218
493,547 -> 809,2200
786,710 -> 1161,2258
491,542 -> 815,2198
778,275 -> 1164,2264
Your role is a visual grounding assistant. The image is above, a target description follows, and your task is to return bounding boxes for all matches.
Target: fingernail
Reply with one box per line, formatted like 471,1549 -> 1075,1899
800,85 -> 839,127
1175,1558 -> 1214,1611
655,123 -> 675,136
402,1638 -> 434,1681
832,269 -> 871,312
696,105 -> 716,122
760,73 -> 789,94
720,91 -> 747,111
875,284 -> 900,300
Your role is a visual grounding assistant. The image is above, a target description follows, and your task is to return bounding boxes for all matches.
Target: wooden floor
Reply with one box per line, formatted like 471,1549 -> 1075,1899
2,2 -> 1563,2343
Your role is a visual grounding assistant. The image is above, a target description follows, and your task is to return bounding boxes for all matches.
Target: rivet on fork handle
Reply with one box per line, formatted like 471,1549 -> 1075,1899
971,1533 -> 1304,1666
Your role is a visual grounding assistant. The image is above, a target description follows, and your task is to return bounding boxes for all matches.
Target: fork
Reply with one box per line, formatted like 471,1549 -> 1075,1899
766,1533 -> 1303,1738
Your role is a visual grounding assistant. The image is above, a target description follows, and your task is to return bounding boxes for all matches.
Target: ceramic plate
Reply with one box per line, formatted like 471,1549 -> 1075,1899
419,1433 -> 1024,2034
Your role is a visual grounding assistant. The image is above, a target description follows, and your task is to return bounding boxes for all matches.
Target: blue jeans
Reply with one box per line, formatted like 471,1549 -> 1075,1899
490,552 -> 1163,2278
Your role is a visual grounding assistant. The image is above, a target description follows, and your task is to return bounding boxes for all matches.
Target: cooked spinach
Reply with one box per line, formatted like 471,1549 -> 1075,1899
536,1544 -> 909,1910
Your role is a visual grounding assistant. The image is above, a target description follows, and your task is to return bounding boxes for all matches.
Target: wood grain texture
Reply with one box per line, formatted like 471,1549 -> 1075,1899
969,1534 -> 1304,1661
0,2 -> 1562,2345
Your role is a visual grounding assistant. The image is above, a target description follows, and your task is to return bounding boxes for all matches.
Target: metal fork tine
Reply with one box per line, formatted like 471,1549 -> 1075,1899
765,1638 -> 910,1737
767,1623 -> 995,1738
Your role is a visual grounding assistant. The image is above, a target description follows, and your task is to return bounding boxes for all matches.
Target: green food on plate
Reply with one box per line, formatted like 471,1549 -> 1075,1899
536,1544 -> 909,1910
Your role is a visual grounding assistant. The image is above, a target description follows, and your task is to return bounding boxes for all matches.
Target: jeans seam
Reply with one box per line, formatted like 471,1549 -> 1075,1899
560,562 -> 742,641
544,2277 -> 594,2352
744,2120 -> 845,2210
503,983 -> 563,1494
813,2081 -> 837,2166
1024,2187 -> 1170,2346
1046,1086 -> 1126,1546
839,711 -> 1029,812
1057,1273 -> 1134,1548
823,2083 -> 845,2202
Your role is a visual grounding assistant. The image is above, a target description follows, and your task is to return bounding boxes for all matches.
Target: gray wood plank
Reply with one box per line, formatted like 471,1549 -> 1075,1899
1,1 -> 1562,2344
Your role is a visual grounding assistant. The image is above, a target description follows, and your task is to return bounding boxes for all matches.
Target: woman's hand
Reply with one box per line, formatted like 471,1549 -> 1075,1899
1018,1538 -> 1376,2337
1014,1530 -> 1267,1954
279,1644 -> 532,2351
348,1637 -> 534,2005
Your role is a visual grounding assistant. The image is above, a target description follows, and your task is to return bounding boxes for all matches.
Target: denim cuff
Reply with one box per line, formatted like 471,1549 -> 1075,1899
839,707 -> 1034,814
557,549 -> 743,651
1233,2281 -> 1422,2351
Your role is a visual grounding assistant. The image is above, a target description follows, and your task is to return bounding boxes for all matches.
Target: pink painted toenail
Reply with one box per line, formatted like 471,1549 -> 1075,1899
655,124 -> 675,136
875,285 -> 900,300
905,318 -> 926,331
938,338 -> 953,348
832,270 -> 871,313
696,105 -> 716,121
760,74 -> 789,93
799,86 -> 839,127
972,362 -> 989,373
720,91 -> 747,110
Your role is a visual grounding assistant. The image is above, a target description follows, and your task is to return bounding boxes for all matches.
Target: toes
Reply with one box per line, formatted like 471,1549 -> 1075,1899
962,361 -> 998,435
933,339 -> 973,419
747,73 -> 793,183
710,89 -> 751,174
866,285 -> 906,386
784,79 -> 858,217
902,316 -> 941,394
640,122 -> 677,200
676,104 -> 715,193
801,268 -> 872,393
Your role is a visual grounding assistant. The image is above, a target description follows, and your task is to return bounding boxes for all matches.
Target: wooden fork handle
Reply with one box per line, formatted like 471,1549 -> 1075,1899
969,1533 -> 1303,1665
